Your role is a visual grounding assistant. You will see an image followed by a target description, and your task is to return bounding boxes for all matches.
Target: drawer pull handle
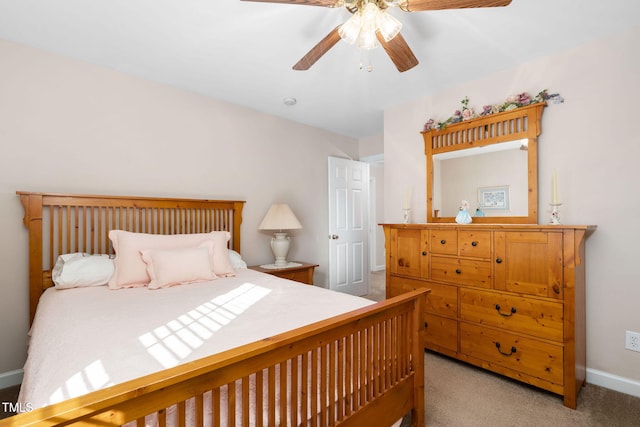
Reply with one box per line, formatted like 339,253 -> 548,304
455,269 -> 462,274
495,304 -> 516,317
440,239 -> 446,245
495,257 -> 503,264
495,342 -> 517,356
471,241 -> 478,247
424,322 -> 429,328
422,251 -> 427,256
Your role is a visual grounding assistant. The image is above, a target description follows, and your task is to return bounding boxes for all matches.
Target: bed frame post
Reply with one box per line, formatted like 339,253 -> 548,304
411,291 -> 426,426
19,193 -> 44,325
233,201 -> 243,252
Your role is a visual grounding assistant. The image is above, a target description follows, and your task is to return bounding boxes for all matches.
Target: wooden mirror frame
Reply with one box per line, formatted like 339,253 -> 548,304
422,102 -> 545,224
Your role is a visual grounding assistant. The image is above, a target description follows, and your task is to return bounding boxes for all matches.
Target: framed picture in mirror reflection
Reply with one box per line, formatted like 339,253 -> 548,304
478,186 -> 510,211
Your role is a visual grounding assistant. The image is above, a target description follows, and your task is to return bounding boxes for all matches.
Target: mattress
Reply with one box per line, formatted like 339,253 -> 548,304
18,268 -> 374,410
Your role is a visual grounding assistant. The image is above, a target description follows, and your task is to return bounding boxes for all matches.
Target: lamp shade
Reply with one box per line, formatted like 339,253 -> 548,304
338,13 -> 361,45
258,204 -> 302,231
377,11 -> 402,42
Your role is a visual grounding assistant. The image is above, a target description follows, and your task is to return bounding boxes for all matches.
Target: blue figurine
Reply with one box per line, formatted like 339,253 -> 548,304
455,200 -> 472,224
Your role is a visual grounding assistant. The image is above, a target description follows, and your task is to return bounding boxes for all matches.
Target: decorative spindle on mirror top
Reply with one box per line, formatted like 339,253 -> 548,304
423,102 -> 545,224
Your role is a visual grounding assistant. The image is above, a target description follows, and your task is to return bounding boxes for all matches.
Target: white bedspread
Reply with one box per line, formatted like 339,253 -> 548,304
18,269 -> 373,410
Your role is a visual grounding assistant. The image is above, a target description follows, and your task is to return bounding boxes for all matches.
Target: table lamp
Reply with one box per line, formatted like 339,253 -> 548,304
258,204 -> 302,268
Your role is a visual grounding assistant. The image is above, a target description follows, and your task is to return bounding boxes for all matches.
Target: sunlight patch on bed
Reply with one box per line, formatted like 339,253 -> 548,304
139,283 -> 271,368
49,359 -> 113,404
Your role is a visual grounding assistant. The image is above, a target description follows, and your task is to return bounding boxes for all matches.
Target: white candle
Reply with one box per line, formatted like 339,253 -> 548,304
405,187 -> 410,209
552,171 -> 558,204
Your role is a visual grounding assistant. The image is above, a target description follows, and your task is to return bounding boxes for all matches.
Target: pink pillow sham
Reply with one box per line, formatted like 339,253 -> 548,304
210,232 -> 236,278
108,230 -> 234,289
141,246 -> 216,289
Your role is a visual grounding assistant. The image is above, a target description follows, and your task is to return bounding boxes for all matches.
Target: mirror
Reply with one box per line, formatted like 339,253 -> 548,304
433,139 -> 529,217
423,103 -> 544,224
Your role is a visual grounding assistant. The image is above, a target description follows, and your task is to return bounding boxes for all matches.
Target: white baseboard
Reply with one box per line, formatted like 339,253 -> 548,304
587,368 -> 640,398
0,369 -> 23,389
371,265 -> 385,272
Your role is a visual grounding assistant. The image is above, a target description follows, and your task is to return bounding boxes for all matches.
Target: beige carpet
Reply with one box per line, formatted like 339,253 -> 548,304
366,271 -> 640,427
423,351 -> 640,426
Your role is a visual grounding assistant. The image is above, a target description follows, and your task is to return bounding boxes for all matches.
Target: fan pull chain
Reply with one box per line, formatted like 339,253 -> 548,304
359,49 -> 373,72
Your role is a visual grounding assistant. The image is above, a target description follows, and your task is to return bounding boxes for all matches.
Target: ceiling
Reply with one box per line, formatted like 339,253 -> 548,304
0,0 -> 638,138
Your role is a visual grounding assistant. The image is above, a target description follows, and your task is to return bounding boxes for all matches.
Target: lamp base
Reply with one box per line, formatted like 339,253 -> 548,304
270,232 -> 291,267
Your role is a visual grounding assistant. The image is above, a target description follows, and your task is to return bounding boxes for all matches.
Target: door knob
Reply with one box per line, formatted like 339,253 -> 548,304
329,234 -> 339,240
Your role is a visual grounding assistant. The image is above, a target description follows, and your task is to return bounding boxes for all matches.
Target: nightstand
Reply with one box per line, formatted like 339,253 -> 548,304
248,262 -> 318,285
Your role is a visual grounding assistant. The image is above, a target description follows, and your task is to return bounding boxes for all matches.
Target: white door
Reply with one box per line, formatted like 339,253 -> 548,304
328,157 -> 370,296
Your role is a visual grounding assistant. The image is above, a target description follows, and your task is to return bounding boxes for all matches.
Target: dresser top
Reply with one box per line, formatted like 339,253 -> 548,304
381,223 -> 597,232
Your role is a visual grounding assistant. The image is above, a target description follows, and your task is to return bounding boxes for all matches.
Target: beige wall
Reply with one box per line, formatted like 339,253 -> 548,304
359,133 -> 384,158
0,39 -> 360,375
359,134 -> 385,271
383,28 -> 640,393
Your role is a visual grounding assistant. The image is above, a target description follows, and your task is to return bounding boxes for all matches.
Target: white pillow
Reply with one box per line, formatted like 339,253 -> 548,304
140,246 -> 216,289
228,249 -> 247,269
52,253 -> 114,289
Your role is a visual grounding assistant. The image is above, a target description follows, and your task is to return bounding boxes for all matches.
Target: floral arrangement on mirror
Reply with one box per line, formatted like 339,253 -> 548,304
423,89 -> 564,132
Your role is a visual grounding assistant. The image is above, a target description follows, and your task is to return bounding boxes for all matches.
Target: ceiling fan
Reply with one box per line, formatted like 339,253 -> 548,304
240,0 -> 512,72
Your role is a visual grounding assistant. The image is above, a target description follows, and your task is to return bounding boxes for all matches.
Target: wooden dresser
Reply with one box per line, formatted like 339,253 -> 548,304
382,223 -> 595,408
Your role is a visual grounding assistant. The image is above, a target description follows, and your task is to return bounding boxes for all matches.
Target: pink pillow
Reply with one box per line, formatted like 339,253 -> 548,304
141,246 -> 216,289
108,230 -> 232,289
210,232 -> 235,277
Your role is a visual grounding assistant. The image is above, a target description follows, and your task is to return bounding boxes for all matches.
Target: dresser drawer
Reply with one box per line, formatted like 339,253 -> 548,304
431,256 -> 492,288
389,276 -> 457,318
424,313 -> 458,354
460,322 -> 563,386
460,288 -> 563,341
430,230 -> 458,255
458,231 -> 491,259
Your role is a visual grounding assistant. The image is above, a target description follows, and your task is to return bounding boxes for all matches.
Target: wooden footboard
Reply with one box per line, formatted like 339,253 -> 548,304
1,289 -> 427,427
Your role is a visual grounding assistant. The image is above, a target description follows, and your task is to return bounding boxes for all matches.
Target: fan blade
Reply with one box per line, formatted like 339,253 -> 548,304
293,26 -> 342,70
403,0 -> 511,12
376,32 -> 419,72
240,0 -> 339,7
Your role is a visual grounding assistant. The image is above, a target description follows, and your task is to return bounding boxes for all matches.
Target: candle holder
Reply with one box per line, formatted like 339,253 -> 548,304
550,203 -> 562,225
403,208 -> 411,224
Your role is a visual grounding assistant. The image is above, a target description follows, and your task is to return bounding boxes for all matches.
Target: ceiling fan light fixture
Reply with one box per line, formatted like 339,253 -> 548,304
358,3 -> 380,49
377,10 -> 402,42
339,3 -> 401,49
358,28 -> 378,49
361,2 -> 379,24
338,13 -> 361,44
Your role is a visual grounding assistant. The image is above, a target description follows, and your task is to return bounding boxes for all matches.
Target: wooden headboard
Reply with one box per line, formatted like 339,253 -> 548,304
17,191 -> 245,323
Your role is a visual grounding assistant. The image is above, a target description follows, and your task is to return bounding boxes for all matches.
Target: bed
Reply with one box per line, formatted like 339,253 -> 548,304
2,191 -> 428,426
